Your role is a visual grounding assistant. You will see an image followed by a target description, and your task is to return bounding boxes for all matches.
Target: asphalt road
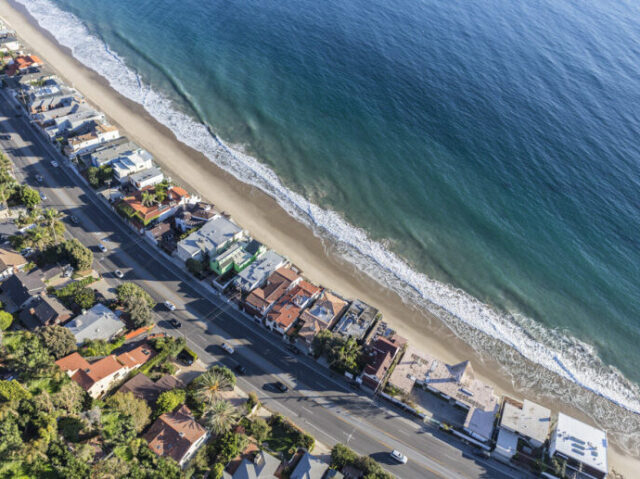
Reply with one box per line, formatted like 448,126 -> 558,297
0,88 -> 527,479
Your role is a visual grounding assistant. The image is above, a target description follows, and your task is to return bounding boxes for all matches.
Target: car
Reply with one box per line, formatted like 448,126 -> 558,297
20,247 -> 34,257
389,450 -> 408,464
177,349 -> 193,366
50,160 -> 59,167
274,381 -> 289,393
69,215 -> 80,225
164,300 -> 176,311
35,174 -> 44,183
235,364 -> 247,375
287,345 -> 301,355
98,243 -> 108,252
114,270 -> 124,279
39,191 -> 47,200
169,318 -> 182,328
473,449 -> 491,459
221,342 -> 234,354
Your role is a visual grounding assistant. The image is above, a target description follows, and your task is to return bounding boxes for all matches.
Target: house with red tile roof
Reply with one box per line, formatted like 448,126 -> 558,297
4,54 -> 42,76
143,405 -> 208,468
115,342 -> 155,369
265,279 -> 321,336
118,185 -> 191,227
243,267 -> 301,318
298,290 -> 348,349
359,334 -> 407,391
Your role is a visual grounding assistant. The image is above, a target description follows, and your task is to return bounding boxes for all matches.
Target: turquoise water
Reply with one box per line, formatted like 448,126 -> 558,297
18,0 -> 640,435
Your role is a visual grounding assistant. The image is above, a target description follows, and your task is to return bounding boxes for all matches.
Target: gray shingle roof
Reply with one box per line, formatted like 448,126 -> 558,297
65,303 -> 124,345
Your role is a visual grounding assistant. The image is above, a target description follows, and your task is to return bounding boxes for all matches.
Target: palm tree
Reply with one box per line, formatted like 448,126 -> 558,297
195,369 -> 234,403
41,208 -> 64,244
202,400 -> 239,435
141,191 -> 155,207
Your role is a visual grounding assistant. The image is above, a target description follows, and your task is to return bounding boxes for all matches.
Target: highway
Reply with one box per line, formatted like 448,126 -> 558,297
0,88 -> 526,479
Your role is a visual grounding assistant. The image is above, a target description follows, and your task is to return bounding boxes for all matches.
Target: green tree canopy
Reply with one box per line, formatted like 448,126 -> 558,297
117,283 -> 156,328
39,325 -> 77,359
105,392 -> 152,434
202,399 -> 239,436
19,185 -> 41,209
0,310 -> 13,330
155,388 -> 186,417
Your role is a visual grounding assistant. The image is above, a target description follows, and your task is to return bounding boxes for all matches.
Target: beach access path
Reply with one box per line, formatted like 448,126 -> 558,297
0,89 -> 526,479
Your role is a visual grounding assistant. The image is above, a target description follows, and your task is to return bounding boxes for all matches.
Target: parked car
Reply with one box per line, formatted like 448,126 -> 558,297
169,318 -> 182,328
35,174 -> 44,183
235,364 -> 247,375
390,450 -> 408,464
164,300 -> 176,311
221,342 -> 234,354
114,269 -> 124,279
50,160 -> 59,167
287,344 -> 301,355
98,243 -> 108,252
39,191 -> 47,200
69,215 -> 80,225
177,349 -> 193,366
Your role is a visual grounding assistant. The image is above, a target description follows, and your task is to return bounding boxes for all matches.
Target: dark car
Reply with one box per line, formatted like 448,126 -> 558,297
177,349 -> 193,366
169,318 -> 182,328
235,364 -> 247,375
287,345 -> 301,355
274,381 -> 289,393
69,215 -> 80,225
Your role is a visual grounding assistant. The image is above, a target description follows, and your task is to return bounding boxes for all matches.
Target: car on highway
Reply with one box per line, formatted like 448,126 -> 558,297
164,300 -> 176,311
35,174 -> 44,183
274,381 -> 289,393
169,318 -> 182,328
50,160 -> 59,167
235,364 -> 247,375
287,344 -> 301,355
221,342 -> 234,354
98,243 -> 108,252
39,191 -> 47,200
114,269 -> 124,279
69,215 -> 80,225
389,450 -> 408,464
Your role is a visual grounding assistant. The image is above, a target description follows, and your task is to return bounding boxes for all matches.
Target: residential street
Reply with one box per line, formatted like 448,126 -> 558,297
0,89 -> 526,479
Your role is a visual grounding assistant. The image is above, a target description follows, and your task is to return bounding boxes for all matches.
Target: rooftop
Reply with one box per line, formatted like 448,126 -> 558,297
333,299 -> 378,340
552,413 -> 608,474
300,290 -> 348,327
235,250 -> 287,291
143,405 -> 207,463
116,343 -> 156,369
90,138 -> 139,166
64,303 -> 124,345
71,355 -> 123,391
118,373 -> 185,404
244,266 -> 299,313
128,166 -> 164,184
178,215 -> 243,256
500,398 -> 551,444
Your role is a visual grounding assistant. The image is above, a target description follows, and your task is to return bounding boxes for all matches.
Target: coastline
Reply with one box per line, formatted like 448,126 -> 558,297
1,1 -> 638,475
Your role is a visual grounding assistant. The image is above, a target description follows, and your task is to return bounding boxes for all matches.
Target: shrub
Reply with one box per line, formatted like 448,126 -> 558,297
0,310 -> 13,330
155,389 -> 186,417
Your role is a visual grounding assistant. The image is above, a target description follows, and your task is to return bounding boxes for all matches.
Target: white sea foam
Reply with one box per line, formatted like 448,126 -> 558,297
15,0 -> 640,418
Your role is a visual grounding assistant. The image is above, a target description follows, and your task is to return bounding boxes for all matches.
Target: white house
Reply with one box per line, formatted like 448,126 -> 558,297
175,215 -> 244,262
44,109 -> 105,141
128,167 -> 164,189
111,149 -> 153,182
549,413 -> 608,479
235,249 -> 287,292
90,138 -> 141,167
64,303 -> 124,345
494,398 -> 551,463
64,123 -> 120,158
0,35 -> 20,53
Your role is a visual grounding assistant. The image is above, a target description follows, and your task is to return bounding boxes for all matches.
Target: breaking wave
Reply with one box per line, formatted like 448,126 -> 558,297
14,0 -> 640,426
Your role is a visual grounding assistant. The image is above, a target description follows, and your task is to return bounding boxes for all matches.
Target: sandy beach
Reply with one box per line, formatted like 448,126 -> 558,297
1,1 -> 638,476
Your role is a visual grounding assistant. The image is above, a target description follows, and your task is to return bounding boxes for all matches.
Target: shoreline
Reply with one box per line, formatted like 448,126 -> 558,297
1,1 -> 638,475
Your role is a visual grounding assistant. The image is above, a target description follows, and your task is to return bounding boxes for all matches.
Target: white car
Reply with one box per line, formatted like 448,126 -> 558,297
390,450 -> 408,464
98,243 -> 108,252
221,342 -> 234,354
164,300 -> 176,311
39,191 -> 47,200
50,160 -> 59,167
114,269 -> 124,279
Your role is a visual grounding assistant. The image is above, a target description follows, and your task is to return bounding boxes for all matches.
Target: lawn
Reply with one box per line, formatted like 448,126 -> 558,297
264,419 -> 300,459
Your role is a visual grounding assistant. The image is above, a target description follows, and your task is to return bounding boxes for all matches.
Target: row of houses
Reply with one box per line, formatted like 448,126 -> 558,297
1,28 -> 610,478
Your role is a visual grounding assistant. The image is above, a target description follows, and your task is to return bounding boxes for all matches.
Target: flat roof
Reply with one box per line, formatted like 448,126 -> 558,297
551,413 -> 607,474
129,166 -> 164,183
179,215 -> 243,256
236,250 -> 287,289
500,399 -> 551,444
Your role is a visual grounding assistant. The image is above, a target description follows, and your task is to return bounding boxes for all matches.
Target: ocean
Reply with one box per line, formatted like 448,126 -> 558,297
14,0 -> 640,453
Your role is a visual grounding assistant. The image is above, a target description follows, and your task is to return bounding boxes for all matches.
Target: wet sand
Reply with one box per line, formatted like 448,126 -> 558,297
1,2 -> 637,476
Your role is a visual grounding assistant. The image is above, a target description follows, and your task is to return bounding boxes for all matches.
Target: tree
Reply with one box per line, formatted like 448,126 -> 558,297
39,325 -> 77,359
0,415 -> 23,460
211,462 -> 225,479
249,418 -> 271,443
117,283 -> 155,328
202,400 -> 239,435
193,366 -> 235,403
41,208 -> 65,244
87,166 -> 100,188
328,337 -> 363,375
0,310 -> 13,330
51,381 -> 85,414
62,239 -> 94,271
73,287 -> 95,310
186,257 -> 203,275
46,440 -> 91,478
141,191 -> 155,207
312,329 -> 333,356
331,443 -> 358,469
20,185 -> 41,209
213,431 -> 246,464
105,392 -> 152,433
155,389 -> 186,417
0,379 -> 32,402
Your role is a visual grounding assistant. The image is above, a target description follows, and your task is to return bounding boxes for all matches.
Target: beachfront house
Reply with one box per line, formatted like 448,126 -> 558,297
174,202 -> 217,232
4,54 -> 42,76
12,67 -> 56,91
359,334 -> 406,390
332,299 -> 379,343
0,35 -> 20,53
493,398 -> 551,463
234,249 -> 288,293
548,413 -> 608,479
90,137 -> 141,167
265,279 -> 321,336
143,405 -> 209,468
32,101 -> 91,128
111,149 -> 154,182
243,266 -> 301,318
298,290 -> 348,349
388,346 -> 500,443
64,123 -> 121,158
210,239 -> 265,276
175,214 -> 244,263
44,109 -> 106,141
128,167 -> 165,190
118,185 -> 191,227
28,90 -> 78,114
64,303 -> 124,345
